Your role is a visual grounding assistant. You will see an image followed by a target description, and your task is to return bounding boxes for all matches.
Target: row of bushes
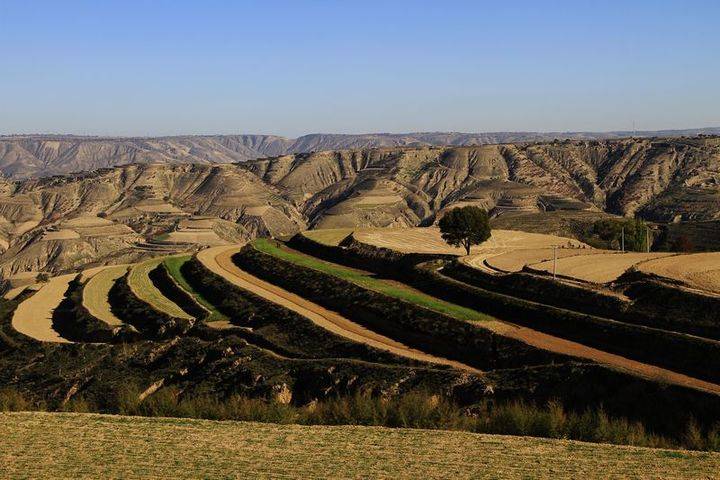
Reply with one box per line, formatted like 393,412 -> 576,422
179,257 -> 416,365
2,386 -> 719,452
52,278 -> 139,343
621,271 -> 720,340
288,233 -> 456,274
412,262 -> 720,385
454,262 -> 720,341
290,235 -> 720,385
108,273 -> 194,340
298,233 -> 720,341
233,245 -> 570,371
149,264 -> 208,321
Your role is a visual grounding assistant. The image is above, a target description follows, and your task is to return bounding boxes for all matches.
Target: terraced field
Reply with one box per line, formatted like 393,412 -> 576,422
197,245 -> 478,370
484,247 -> 604,273
127,259 -> 193,320
162,255 -> 227,323
11,273 -> 76,343
530,252 -> 675,284
254,239 -> 493,323
354,227 -> 585,255
251,239 -> 720,394
301,228 -> 353,246
2,412 -> 717,479
639,252 -> 720,294
82,265 -> 128,326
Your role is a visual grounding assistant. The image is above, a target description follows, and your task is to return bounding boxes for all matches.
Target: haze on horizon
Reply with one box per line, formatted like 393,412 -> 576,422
1,0 -> 718,138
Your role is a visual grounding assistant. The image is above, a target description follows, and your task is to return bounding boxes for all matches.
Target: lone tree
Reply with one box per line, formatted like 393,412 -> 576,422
438,206 -> 491,255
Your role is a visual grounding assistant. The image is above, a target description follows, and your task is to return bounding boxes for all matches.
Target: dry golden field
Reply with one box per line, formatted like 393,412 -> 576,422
530,252 -> 675,284
354,227 -> 585,255
1,412 -> 718,479
11,273 -> 76,343
639,252 -> 720,294
482,248 -> 602,273
39,229 -> 81,241
301,228 -> 354,246
127,259 -> 193,320
163,229 -> 226,245
81,265 -> 128,326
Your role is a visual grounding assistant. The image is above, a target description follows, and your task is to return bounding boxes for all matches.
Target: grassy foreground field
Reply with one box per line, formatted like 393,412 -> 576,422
1,412 -> 718,479
253,238 -> 493,322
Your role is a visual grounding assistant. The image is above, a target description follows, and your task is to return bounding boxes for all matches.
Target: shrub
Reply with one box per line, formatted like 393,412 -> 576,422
0,388 -> 34,412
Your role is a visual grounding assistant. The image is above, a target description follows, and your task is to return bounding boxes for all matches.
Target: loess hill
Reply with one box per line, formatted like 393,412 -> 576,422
0,136 -> 719,276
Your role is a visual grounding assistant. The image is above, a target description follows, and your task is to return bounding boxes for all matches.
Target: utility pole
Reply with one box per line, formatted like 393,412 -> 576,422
621,227 -> 625,253
552,245 -> 557,279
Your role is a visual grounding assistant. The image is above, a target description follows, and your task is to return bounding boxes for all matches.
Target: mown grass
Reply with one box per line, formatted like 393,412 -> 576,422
253,238 -> 493,323
163,255 -> 227,322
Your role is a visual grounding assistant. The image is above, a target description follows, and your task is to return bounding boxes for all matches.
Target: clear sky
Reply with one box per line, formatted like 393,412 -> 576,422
1,0 -> 718,137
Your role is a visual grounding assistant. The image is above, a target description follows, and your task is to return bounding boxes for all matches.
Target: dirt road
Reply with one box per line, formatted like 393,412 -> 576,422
196,246 -> 481,373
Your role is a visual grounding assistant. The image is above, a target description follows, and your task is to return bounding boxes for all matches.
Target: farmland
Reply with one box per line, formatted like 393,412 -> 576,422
352,227 -> 586,255
127,259 -> 194,320
3,224 -> 720,461
2,412 -> 719,480
162,255 -> 226,322
197,244 -> 474,369
639,252 -> 720,294
252,238 -> 494,323
11,273 -> 76,343
529,252 -> 676,284
81,265 -> 128,326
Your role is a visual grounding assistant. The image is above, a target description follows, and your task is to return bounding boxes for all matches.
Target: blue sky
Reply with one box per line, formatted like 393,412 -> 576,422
0,0 -> 718,137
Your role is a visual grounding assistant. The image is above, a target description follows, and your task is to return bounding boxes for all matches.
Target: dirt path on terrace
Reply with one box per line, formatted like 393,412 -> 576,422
487,318 -> 720,395
196,246 -> 480,373
200,245 -> 720,395
11,273 -> 76,343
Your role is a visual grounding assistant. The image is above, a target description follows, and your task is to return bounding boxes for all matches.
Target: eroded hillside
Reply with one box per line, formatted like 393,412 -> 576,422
248,137 -> 720,226
2,130 -> 719,180
0,163 -> 304,277
0,137 -> 719,277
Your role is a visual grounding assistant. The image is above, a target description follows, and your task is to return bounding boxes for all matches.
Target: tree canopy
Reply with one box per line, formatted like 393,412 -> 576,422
590,218 -> 650,252
438,206 -> 491,255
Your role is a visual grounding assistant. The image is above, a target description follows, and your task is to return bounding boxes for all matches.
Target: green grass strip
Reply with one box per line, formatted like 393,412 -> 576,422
253,238 -> 493,323
163,255 -> 228,322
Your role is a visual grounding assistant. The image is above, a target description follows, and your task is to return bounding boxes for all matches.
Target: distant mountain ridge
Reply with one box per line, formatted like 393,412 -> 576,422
1,127 -> 719,179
